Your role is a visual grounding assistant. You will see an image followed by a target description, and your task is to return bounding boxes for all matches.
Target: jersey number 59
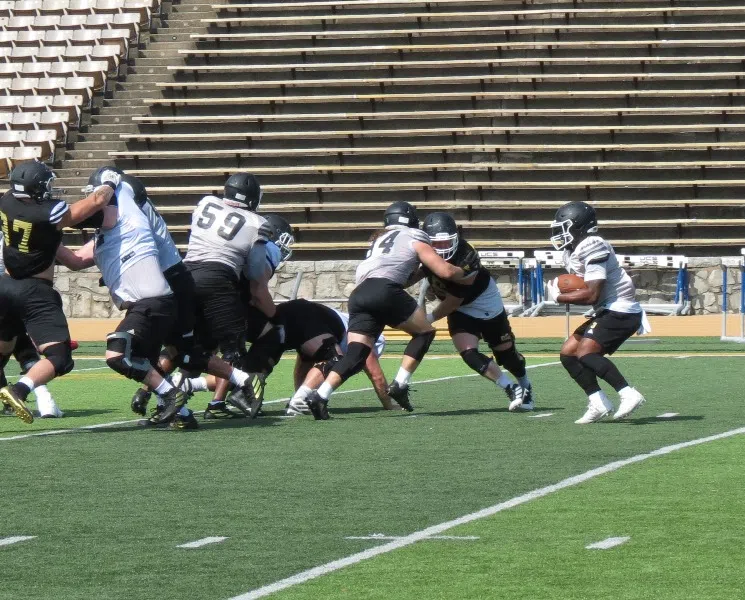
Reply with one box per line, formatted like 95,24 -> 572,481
195,202 -> 246,241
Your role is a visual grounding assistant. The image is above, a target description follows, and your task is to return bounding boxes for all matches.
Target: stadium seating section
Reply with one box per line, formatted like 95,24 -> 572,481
2,0 -> 745,257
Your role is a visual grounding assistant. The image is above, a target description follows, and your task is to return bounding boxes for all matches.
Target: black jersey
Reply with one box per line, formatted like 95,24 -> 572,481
276,299 -> 345,350
0,191 -> 68,279
423,239 -> 491,305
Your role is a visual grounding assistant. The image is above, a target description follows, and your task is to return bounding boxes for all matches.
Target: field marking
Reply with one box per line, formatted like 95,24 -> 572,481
345,535 -> 479,541
0,536 -> 36,547
177,537 -> 228,549
657,412 -> 680,419
229,425 -> 745,600
586,536 -> 630,550
528,413 -> 554,419
0,361 -> 560,442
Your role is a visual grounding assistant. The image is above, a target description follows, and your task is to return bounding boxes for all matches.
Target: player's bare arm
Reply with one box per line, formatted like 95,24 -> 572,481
59,185 -> 115,230
55,241 -> 95,271
431,293 -> 465,321
557,279 -> 605,305
362,353 -> 397,409
414,241 -> 465,280
249,264 -> 277,319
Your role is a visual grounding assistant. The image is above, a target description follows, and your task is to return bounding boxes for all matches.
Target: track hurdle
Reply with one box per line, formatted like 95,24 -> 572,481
720,249 -> 745,342
477,250 -> 526,315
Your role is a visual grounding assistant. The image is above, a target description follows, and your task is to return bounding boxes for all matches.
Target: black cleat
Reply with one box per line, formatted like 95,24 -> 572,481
138,405 -> 169,428
0,385 -> 33,424
171,409 -> 199,430
130,388 -> 151,416
203,401 -> 242,420
387,381 -> 414,412
306,391 -> 329,421
151,388 -> 189,424
226,374 -> 264,418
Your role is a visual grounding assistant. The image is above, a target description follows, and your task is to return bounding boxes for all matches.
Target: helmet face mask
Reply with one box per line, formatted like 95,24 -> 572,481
550,218 -> 575,251
261,214 -> 294,267
275,230 -> 294,265
430,232 -> 459,260
550,202 -> 598,251
422,211 -> 459,260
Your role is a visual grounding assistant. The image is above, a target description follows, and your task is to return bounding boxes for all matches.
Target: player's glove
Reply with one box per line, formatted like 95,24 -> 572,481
546,277 -> 561,302
97,169 -> 121,191
460,248 -> 481,274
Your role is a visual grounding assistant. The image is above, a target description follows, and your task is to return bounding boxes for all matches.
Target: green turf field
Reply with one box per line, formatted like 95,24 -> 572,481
1,339 -> 744,599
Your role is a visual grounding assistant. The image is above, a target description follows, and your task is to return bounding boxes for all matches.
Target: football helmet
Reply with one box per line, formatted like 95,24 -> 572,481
9,160 -> 59,203
260,213 -> 294,265
82,165 -> 124,195
224,172 -> 262,210
422,212 -> 459,260
550,201 -> 598,251
383,201 -> 419,229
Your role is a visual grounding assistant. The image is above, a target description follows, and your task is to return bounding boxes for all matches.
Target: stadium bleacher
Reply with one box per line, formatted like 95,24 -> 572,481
2,0 -> 745,257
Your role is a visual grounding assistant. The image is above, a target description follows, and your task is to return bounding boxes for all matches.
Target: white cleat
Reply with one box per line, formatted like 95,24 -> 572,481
614,388 -> 646,420
506,384 -> 526,412
36,396 -> 64,419
575,392 -> 613,424
285,396 -> 311,417
511,384 -> 534,412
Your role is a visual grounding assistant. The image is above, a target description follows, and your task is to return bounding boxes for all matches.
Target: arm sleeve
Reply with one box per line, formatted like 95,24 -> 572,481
244,242 -> 280,280
48,201 -> 70,225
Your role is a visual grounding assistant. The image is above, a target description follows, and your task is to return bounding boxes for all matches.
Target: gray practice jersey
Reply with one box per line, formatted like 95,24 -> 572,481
564,236 -> 641,314
355,225 -> 431,286
184,195 -> 265,277
140,200 -> 181,272
94,180 -> 171,308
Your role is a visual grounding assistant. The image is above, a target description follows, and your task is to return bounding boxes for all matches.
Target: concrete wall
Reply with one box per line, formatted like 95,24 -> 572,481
55,257 -> 740,318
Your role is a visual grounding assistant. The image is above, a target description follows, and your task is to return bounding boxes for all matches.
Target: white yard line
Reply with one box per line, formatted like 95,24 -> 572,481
528,413 -> 554,419
177,537 -> 228,549
345,535 -> 479,541
0,536 -> 36,547
0,361 -> 560,443
229,426 -> 745,600
657,413 -> 680,419
586,536 -> 630,550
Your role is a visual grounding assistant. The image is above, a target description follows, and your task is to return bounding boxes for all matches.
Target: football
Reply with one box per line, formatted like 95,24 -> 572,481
557,273 -> 587,293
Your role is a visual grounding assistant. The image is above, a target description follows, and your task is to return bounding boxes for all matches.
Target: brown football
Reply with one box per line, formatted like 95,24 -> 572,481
557,273 -> 587,293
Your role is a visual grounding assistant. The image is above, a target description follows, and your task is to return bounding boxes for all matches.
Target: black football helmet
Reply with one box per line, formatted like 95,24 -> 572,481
82,165 -> 124,196
383,201 -> 419,229
550,201 -> 598,251
422,212 -> 459,260
9,160 -> 59,203
224,172 -> 261,210
260,213 -> 294,265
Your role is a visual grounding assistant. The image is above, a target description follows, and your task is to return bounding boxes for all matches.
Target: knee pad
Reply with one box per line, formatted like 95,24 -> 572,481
106,332 -> 150,382
492,345 -> 526,378
244,327 -> 284,374
560,353 -> 583,378
309,336 -> 343,378
13,334 -> 40,374
331,342 -> 372,383
177,346 -> 211,374
404,329 -> 436,362
578,353 -> 609,376
43,342 -> 74,376
460,348 -> 492,375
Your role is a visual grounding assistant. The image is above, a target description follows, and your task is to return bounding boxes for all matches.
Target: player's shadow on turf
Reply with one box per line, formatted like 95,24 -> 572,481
326,406 -> 393,415
426,407 -> 565,417
621,415 -> 704,425
57,409 -> 117,418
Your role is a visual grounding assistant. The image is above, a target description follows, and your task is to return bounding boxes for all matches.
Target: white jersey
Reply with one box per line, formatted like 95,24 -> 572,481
458,277 -> 504,320
94,180 -> 170,307
333,309 -> 386,357
184,195 -> 265,277
564,236 -> 640,314
356,225 -> 430,286
140,200 -> 181,272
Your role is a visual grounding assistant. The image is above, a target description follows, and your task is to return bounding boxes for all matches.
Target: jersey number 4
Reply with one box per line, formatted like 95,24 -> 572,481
195,202 -> 246,241
368,230 -> 399,257
0,212 -> 33,253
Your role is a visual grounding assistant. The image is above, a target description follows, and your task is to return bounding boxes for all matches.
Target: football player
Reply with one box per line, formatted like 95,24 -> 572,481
182,172 -> 268,416
421,212 -> 533,411
305,201 -> 479,420
546,201 -> 647,423
0,161 -> 115,423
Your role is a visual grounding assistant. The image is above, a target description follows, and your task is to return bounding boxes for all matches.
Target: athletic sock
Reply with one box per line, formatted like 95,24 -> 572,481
34,384 -> 52,403
394,367 -> 412,386
317,382 -> 334,400
153,379 -> 174,396
178,406 -> 191,417
495,373 -> 513,389
517,375 -> 531,388
14,376 -> 35,399
188,376 -> 209,392
229,369 -> 249,387
292,385 -> 313,402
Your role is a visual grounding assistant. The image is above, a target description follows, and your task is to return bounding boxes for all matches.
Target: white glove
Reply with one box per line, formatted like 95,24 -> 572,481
426,312 -> 436,323
98,169 -> 121,190
546,278 -> 561,302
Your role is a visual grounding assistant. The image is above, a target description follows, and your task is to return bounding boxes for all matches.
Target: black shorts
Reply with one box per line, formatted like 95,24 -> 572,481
163,262 -> 197,349
277,299 -> 346,352
187,261 -> 246,353
0,276 -> 69,347
447,310 -> 515,348
347,278 -> 418,339
574,309 -> 642,355
113,295 -> 177,366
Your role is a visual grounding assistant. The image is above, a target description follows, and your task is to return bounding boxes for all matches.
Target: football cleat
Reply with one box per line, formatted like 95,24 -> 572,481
130,388 -> 151,416
306,391 -> 329,421
203,401 -> 242,420
505,383 -> 524,411
138,405 -> 169,428
387,381 -> 414,412
151,388 -> 189,424
171,409 -> 199,430
248,374 -> 265,419
2,402 -> 14,416
226,374 -> 264,418
285,396 -> 311,417
614,388 -> 646,420
0,385 -> 33,424
575,392 -> 614,424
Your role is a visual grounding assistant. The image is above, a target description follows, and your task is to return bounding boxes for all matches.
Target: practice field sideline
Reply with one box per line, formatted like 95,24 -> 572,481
1,348 -> 743,600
